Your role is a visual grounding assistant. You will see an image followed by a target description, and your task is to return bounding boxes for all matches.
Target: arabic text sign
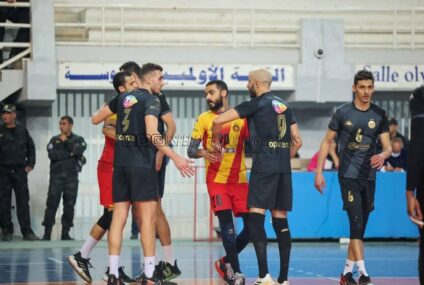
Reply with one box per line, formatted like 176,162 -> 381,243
58,63 -> 295,90
356,64 -> 424,90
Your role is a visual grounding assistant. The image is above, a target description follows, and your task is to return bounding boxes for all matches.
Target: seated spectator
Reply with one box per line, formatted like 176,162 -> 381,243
383,137 -> 407,172
307,140 -> 339,172
388,118 -> 409,149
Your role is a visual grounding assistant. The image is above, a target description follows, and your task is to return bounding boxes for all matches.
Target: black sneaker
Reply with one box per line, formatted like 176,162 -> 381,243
156,260 -> 181,281
358,275 -> 373,285
67,251 -> 93,283
23,231 -> 39,241
103,266 -> 137,284
1,231 -> 12,241
137,271 -> 161,285
339,272 -> 358,285
61,233 -> 74,240
107,274 -> 124,285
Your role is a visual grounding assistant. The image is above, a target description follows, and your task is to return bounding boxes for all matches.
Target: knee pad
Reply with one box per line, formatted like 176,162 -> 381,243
349,215 -> 364,240
97,209 -> 113,230
221,222 -> 236,247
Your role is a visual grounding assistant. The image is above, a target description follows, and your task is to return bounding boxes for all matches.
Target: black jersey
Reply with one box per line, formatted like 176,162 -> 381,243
108,89 -> 160,168
329,102 -> 389,180
234,92 -> 296,173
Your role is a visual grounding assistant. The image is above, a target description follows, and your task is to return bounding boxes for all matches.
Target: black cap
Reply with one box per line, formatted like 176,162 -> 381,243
1,104 -> 16,113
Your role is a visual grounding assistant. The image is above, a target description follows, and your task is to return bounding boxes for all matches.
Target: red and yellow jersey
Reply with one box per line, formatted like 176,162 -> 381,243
98,114 -> 117,165
191,110 -> 249,184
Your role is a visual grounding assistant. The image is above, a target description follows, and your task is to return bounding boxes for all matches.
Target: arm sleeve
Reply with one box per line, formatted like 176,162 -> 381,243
25,129 -> 36,168
187,138 -> 202,158
378,113 -> 390,134
191,117 -> 204,140
108,95 -> 119,113
47,138 -> 70,161
328,109 -> 341,132
234,98 -> 259,118
158,92 -> 171,116
144,96 -> 161,117
290,107 -> 297,125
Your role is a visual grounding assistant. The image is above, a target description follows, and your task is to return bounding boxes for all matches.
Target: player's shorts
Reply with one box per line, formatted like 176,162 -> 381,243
339,177 -> 375,213
206,182 -> 248,216
248,172 -> 292,211
97,160 -> 113,207
112,166 -> 159,203
157,156 -> 169,198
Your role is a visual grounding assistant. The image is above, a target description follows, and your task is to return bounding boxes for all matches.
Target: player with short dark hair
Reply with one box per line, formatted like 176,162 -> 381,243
212,70 -> 302,285
67,71 -> 137,284
188,79 -> 250,285
315,70 -> 392,285
119,61 -> 180,281
92,63 -> 194,285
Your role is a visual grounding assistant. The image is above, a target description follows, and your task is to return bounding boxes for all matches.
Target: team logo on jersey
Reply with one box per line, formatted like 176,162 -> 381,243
232,124 -> 240,132
272,100 -> 287,113
345,120 -> 353,127
368,119 -> 376,129
123,95 -> 138,108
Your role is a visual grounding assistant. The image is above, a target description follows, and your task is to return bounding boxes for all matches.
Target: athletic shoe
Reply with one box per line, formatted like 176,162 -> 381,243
339,272 -> 358,285
103,266 -> 136,284
22,231 -> 39,241
67,251 -> 92,283
1,232 -> 12,241
214,257 -> 226,278
253,273 -> 274,285
136,271 -> 162,285
233,272 -> 246,285
276,281 -> 289,285
223,263 -> 235,285
156,260 -> 181,281
358,275 -> 373,285
107,274 -> 124,285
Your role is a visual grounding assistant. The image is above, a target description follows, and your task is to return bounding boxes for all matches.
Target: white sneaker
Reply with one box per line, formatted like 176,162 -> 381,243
234,272 -> 246,285
254,273 -> 274,285
277,281 -> 289,285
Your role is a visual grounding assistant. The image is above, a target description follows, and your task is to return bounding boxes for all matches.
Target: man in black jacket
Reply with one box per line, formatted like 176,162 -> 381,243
42,115 -> 87,240
0,104 -> 38,241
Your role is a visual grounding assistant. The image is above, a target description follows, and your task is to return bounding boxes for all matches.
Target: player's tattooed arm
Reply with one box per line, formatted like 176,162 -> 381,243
187,138 -> 220,163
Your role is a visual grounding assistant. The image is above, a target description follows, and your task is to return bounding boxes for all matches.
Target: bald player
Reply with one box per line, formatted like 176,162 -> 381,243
212,69 -> 302,285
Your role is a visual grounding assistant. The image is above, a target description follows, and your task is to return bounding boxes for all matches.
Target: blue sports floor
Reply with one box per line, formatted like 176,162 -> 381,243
0,239 -> 420,284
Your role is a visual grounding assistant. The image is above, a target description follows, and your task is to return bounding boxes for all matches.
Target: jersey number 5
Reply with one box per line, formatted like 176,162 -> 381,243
123,109 -> 131,132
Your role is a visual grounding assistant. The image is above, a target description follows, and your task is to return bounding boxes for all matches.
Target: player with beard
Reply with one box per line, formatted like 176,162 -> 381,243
212,71 -> 302,285
188,80 -> 250,285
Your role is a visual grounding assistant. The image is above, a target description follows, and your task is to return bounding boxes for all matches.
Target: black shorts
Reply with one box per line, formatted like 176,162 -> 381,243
157,156 -> 169,198
112,166 -> 159,203
248,172 -> 292,211
339,177 -> 375,213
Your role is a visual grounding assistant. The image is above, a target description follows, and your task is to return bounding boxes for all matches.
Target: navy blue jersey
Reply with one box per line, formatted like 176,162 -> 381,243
329,102 -> 389,180
234,92 -> 296,173
108,89 -> 160,168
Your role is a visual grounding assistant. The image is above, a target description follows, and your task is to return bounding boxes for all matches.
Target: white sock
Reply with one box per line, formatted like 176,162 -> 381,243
356,260 -> 368,276
162,245 -> 175,264
79,236 -> 99,259
109,255 -> 120,277
144,256 -> 155,278
343,259 -> 355,275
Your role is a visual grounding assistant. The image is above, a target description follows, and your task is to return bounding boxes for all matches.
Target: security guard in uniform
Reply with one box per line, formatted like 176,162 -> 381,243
42,115 -> 87,240
0,104 -> 38,241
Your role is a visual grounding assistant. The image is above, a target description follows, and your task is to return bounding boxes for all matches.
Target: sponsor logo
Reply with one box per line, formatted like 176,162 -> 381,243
123,95 -> 138,108
272,100 -> 287,113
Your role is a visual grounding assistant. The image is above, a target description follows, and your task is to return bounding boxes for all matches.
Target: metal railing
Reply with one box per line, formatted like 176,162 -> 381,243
0,1 -> 31,70
53,3 -> 424,49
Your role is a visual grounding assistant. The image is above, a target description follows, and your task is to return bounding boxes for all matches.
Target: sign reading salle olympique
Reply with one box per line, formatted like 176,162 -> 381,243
58,62 -> 295,90
356,64 -> 424,91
